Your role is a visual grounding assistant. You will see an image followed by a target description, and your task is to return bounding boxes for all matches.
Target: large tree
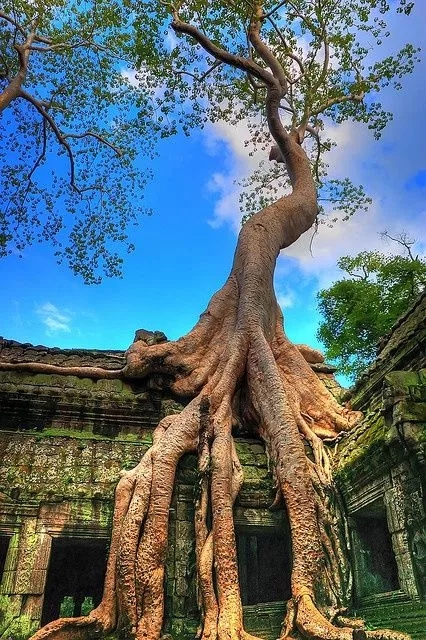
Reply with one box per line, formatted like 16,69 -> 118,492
317,234 -> 426,379
1,2 -> 419,640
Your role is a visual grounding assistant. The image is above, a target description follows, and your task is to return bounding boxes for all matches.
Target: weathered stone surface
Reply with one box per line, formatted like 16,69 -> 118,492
1,296 -> 425,638
353,593 -> 426,640
335,295 -> 426,636
242,602 -> 286,640
133,329 -> 168,345
0,338 -> 126,369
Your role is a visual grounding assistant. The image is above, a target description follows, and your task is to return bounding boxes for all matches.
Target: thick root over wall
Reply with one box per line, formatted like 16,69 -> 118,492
14,134 -> 409,640
23,296 -> 409,640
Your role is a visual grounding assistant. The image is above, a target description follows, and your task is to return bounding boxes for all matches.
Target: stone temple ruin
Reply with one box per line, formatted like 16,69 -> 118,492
0,292 -> 425,639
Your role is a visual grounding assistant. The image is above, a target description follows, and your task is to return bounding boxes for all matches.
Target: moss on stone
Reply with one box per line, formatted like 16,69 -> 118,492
419,424 -> 426,443
28,428 -> 152,445
353,597 -> 426,640
0,596 -> 38,640
385,371 -> 421,391
335,412 -> 388,483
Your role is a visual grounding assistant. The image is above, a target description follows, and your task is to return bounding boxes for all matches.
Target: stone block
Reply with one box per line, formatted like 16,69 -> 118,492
92,459 -> 122,483
13,527 -> 51,596
174,576 -> 188,597
395,400 -> 426,423
394,551 -> 418,597
384,489 -> 405,533
176,521 -> 193,541
1,570 -> 16,593
391,529 -> 409,556
250,444 -> 265,455
177,484 -> 194,500
175,538 -> 191,556
172,596 -> 186,617
176,501 -> 193,522
22,594 -> 44,620
28,569 -> 48,594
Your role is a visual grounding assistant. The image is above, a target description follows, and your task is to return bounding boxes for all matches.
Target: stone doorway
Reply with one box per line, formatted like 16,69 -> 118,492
0,535 -> 10,581
41,537 -> 108,625
352,499 -> 399,599
236,528 -> 292,605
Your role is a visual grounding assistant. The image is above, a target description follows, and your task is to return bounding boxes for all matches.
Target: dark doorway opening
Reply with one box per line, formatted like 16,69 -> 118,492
41,537 -> 108,625
353,500 -> 399,598
236,528 -> 292,605
0,535 -> 10,581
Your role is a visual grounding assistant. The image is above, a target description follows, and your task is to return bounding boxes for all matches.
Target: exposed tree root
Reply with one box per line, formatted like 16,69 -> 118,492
25,308 -> 409,640
0,361 -> 121,378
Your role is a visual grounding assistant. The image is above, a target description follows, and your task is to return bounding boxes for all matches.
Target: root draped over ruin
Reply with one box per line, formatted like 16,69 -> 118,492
1,127 -> 409,640
20,281 -> 408,640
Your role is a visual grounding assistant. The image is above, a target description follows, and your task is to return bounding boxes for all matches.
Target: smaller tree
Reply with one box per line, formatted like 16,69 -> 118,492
317,233 -> 426,380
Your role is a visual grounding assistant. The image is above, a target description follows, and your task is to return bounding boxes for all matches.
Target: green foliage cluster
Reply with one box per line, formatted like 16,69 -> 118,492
0,1 -> 420,280
137,1 -> 418,226
0,0 -> 160,283
317,239 -> 426,379
195,0 -> 418,223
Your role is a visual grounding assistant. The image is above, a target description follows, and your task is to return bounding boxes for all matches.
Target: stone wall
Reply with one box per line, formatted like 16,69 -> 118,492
335,292 -> 426,639
0,359 -> 287,639
1,292 -> 425,640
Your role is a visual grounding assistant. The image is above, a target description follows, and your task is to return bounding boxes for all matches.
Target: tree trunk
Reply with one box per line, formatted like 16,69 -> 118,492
22,130 -> 411,640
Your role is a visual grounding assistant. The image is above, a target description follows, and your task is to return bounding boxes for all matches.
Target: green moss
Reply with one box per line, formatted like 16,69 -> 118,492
0,596 -> 37,640
28,427 -> 152,445
419,424 -> 426,443
336,413 -> 388,482
353,599 -> 426,640
168,616 -> 199,640
385,370 -> 421,392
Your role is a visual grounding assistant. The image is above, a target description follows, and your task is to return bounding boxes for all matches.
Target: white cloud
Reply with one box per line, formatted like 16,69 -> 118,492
121,68 -> 140,88
283,206 -> 426,289
203,72 -> 425,289
36,303 -> 72,334
203,119 -> 266,231
165,28 -> 178,52
206,171 -> 243,231
276,288 -> 295,310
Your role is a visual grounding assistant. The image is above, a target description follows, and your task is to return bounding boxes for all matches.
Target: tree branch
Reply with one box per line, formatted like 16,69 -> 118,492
380,230 -> 416,261
30,38 -> 109,53
174,60 -> 222,83
310,91 -> 365,117
171,12 -> 276,89
262,1 -> 288,20
311,4 -> 330,92
248,2 -> 288,95
27,117 -> 47,183
283,0 -> 322,37
0,27 -> 35,112
9,119 -> 49,227
0,11 -> 26,37
64,131 -> 123,156
266,14 -> 306,82
18,87 -> 80,191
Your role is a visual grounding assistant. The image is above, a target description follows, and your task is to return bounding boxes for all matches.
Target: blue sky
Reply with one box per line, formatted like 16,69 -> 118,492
1,4 -> 425,387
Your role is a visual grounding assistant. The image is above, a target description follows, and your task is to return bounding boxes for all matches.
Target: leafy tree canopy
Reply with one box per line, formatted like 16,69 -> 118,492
134,0 -> 418,220
317,233 -> 426,380
0,0 -> 419,283
0,0 -> 161,283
